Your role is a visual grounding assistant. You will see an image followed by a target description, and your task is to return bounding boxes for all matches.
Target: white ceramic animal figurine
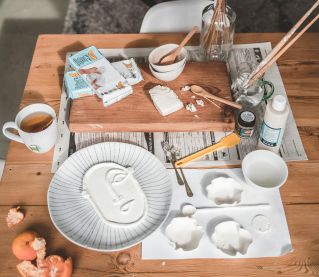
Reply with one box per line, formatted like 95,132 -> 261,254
206,177 -> 243,205
211,221 -> 253,256
165,217 -> 204,251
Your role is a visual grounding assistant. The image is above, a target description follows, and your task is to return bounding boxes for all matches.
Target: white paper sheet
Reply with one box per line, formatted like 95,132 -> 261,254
141,168 -> 292,259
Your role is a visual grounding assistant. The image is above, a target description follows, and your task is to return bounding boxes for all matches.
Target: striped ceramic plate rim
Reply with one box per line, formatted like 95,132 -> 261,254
47,142 -> 172,252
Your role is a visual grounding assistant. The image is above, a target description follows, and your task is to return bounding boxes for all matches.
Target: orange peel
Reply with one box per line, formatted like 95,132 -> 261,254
14,232 -> 72,276
6,206 -> 24,228
17,256 -> 73,277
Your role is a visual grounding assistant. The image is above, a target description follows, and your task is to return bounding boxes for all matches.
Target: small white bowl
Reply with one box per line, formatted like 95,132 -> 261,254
149,62 -> 185,82
242,150 -> 288,190
148,44 -> 188,73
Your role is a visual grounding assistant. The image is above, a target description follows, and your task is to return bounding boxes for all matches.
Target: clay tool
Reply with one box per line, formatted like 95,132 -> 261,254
182,203 -> 270,216
162,141 -> 193,197
162,141 -> 184,186
175,133 -> 240,168
190,85 -> 242,109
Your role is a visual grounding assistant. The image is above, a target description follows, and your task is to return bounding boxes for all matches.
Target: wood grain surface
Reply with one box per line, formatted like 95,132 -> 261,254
70,62 -> 235,132
0,33 -> 319,277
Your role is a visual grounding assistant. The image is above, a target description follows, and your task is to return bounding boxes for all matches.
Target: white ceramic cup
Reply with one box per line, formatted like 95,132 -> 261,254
148,43 -> 188,72
2,103 -> 58,153
242,150 -> 288,190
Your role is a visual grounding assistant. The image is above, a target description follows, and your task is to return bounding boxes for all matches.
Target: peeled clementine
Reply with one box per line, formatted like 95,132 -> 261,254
12,231 -> 37,261
40,255 -> 73,277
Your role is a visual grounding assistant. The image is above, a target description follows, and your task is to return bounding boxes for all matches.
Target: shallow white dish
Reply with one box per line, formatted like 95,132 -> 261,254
148,43 -> 188,73
242,150 -> 288,190
48,142 -> 172,251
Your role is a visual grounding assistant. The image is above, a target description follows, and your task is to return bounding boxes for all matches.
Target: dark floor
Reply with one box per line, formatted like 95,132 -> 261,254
0,0 -> 70,159
64,0 -> 319,33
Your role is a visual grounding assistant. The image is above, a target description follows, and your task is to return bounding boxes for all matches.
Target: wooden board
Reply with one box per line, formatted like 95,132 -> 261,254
1,33 -> 319,276
69,62 -> 235,132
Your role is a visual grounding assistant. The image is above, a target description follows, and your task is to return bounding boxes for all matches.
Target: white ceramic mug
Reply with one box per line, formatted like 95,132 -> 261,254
2,103 -> 58,153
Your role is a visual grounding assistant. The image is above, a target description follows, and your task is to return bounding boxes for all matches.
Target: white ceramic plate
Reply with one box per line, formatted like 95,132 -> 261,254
48,142 -> 172,251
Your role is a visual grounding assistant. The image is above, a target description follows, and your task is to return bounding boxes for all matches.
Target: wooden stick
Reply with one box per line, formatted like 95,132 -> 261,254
203,0 -> 225,54
247,0 -> 319,83
248,14 -> 319,86
191,85 -> 242,109
203,1 -> 220,46
203,96 -> 222,109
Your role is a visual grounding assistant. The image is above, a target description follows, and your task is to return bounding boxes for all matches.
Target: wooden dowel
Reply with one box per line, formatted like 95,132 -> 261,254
203,96 -> 222,109
203,0 -> 221,46
247,0 -> 319,83
203,0 -> 225,53
248,14 -> 319,86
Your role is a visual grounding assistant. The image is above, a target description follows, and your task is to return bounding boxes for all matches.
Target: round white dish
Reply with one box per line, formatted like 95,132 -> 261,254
47,142 -> 172,252
242,150 -> 288,190
148,43 -> 188,73
149,62 -> 185,82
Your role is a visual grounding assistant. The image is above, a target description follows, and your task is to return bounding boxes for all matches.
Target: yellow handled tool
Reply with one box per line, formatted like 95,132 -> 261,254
175,133 -> 241,168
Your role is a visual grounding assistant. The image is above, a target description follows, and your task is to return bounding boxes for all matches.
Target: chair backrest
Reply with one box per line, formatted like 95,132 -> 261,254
140,0 -> 213,33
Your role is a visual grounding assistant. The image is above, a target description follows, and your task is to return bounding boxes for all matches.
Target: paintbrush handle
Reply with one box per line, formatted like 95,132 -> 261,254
247,1 -> 319,85
248,14 -> 319,86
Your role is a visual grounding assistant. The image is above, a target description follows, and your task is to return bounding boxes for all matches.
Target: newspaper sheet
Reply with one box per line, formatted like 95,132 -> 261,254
51,43 -> 307,172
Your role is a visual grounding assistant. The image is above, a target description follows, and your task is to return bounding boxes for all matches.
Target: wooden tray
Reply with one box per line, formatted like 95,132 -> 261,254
69,61 -> 235,132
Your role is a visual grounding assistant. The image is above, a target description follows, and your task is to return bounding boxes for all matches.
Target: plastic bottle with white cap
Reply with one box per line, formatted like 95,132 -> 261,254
257,95 -> 289,154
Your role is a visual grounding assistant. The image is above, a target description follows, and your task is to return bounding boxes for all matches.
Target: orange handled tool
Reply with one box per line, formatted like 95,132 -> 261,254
175,133 -> 241,168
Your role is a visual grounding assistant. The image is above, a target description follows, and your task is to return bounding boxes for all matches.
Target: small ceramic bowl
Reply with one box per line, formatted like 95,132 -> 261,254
242,150 -> 288,190
148,43 -> 188,73
149,62 -> 185,82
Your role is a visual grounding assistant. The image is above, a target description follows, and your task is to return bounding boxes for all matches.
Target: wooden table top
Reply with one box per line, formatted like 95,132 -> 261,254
0,33 -> 319,277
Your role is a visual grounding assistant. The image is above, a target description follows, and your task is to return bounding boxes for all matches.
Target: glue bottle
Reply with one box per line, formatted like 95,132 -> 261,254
257,95 -> 289,154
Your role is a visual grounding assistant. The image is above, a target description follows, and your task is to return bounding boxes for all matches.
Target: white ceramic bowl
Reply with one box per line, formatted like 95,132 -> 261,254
242,150 -> 288,190
148,43 -> 188,73
149,62 -> 185,82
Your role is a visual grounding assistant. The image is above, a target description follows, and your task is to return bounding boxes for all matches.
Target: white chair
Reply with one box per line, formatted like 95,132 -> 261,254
140,0 -> 213,33
0,159 -> 4,181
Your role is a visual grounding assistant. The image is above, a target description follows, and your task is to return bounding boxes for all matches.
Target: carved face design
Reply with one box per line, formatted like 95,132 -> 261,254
82,163 -> 146,225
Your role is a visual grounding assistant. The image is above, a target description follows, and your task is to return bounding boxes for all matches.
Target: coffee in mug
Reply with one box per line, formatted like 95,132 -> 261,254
2,104 -> 58,153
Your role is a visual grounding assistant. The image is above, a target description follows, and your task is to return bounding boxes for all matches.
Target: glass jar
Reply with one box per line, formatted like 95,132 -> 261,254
237,110 -> 256,138
200,3 -> 236,61
231,62 -> 274,109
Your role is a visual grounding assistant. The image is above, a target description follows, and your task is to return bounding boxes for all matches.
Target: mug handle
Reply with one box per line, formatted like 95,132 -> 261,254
2,122 -> 23,143
262,79 -> 274,101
